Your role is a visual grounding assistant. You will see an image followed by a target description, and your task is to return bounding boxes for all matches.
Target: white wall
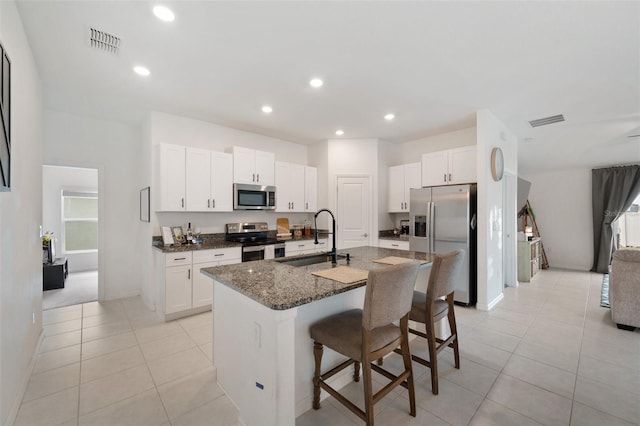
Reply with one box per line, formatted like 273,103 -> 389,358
145,112 -> 313,309
43,110 -> 144,301
0,1 -> 44,423
400,127 -> 477,164
308,140 -> 329,212
376,127 -> 478,233
476,110 -> 518,311
377,140 -> 396,235
520,168 -> 593,270
326,138 -> 380,246
42,166 -> 98,272
148,111 -> 311,236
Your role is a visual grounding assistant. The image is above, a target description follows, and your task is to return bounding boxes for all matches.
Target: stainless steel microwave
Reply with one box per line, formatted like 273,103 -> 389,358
233,183 -> 276,210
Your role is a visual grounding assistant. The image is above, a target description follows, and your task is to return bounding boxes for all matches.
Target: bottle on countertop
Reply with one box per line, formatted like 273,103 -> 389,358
185,222 -> 194,244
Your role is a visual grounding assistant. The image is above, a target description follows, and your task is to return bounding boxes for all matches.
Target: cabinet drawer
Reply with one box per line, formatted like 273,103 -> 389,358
165,252 -> 193,267
286,240 -> 315,253
193,247 -> 241,264
379,239 -> 409,251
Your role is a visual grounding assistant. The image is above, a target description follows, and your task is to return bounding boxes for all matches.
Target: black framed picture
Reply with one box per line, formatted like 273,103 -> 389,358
140,187 -> 150,222
0,41 -> 10,191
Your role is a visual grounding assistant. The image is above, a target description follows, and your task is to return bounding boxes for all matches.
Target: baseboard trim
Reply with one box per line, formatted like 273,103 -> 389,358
477,292 -> 504,311
5,329 -> 45,426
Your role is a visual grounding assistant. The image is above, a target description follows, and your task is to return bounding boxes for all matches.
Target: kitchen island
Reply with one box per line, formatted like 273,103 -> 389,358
201,246 -> 433,426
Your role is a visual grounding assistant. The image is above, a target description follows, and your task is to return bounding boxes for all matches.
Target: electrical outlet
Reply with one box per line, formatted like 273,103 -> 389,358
32,312 -> 35,324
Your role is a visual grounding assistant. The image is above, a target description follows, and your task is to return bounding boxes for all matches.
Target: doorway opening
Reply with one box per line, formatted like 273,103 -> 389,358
42,165 -> 100,310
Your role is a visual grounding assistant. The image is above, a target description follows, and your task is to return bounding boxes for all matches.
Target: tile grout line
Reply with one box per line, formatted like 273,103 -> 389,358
568,271 -> 592,426
75,304 -> 84,426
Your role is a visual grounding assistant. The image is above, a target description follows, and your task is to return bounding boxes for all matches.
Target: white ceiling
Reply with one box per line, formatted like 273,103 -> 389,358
15,0 -> 640,173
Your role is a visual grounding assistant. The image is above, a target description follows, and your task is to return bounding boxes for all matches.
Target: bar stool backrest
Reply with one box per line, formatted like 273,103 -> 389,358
362,261 -> 420,330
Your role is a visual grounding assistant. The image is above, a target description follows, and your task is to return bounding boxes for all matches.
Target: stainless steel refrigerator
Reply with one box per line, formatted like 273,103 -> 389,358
409,184 -> 477,305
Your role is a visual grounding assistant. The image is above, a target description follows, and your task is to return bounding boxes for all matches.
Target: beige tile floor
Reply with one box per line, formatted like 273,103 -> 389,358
16,269 -> 639,426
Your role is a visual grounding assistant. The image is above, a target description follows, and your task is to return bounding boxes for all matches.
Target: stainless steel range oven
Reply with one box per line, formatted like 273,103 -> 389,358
225,222 -> 285,262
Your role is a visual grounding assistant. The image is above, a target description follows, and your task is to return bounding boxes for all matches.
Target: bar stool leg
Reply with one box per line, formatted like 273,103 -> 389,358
427,317 -> 439,395
400,317 -> 416,416
353,361 -> 361,382
313,342 -> 323,409
447,297 -> 460,369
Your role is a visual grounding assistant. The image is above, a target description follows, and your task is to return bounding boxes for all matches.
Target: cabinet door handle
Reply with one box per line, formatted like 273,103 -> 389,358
252,173 -> 255,182
306,202 -> 308,210
188,269 -> 191,279
208,199 -> 210,208
256,173 -> 260,182
292,202 -> 294,209
181,198 -> 185,208
392,244 -> 399,247
214,253 -> 224,257
175,257 -> 187,261
449,173 -> 452,181
212,199 -> 215,208
443,173 -> 447,182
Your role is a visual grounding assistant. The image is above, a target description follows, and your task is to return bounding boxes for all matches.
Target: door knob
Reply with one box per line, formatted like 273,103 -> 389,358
362,233 -> 368,237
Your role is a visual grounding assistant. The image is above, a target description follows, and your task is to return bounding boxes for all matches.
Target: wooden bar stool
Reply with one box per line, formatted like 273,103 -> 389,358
309,261 -> 420,426
402,249 -> 465,395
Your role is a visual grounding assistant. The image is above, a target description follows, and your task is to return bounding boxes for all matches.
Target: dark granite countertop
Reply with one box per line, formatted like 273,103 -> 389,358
201,246 -> 433,311
378,230 -> 410,242
153,230 -> 331,253
152,233 -> 240,253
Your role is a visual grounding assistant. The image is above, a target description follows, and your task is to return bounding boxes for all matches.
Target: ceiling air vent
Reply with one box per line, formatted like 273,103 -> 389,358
88,27 -> 121,54
528,114 -> 565,128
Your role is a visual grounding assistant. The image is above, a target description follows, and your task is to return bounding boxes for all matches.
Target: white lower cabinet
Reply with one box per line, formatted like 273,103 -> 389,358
285,239 -> 328,256
158,247 -> 241,320
165,264 -> 192,314
378,239 -> 410,251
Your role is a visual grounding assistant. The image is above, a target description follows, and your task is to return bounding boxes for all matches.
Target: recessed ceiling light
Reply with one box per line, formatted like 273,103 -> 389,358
335,130 -> 344,136
384,113 -> 395,121
261,105 -> 273,113
133,66 -> 150,76
153,5 -> 175,22
309,78 -> 324,88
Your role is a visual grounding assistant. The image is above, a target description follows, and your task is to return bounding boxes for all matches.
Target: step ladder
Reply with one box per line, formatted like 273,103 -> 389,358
518,200 -> 549,269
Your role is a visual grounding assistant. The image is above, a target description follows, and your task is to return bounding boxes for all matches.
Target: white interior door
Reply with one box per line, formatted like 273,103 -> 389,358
337,176 -> 371,249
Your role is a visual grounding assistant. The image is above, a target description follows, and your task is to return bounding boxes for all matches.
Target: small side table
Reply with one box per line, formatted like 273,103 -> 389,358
43,257 -> 68,291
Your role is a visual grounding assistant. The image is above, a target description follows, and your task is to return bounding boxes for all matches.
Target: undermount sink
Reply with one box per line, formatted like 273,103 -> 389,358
276,253 -> 349,267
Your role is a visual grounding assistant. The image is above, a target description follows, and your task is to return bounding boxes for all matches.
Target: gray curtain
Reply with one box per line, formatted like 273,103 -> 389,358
591,164 -> 640,273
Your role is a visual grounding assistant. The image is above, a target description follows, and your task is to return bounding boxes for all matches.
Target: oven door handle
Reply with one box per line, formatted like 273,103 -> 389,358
243,245 -> 266,253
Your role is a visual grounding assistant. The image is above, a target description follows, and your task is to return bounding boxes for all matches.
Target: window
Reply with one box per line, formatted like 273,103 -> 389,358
62,191 -> 98,253
617,193 -> 640,248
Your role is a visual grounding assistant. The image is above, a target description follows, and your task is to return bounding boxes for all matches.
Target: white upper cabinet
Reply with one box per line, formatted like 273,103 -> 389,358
254,150 -> 275,185
421,146 -> 476,187
388,162 -> 421,212
158,144 -> 233,212
185,148 -> 211,211
304,166 -> 318,212
158,144 -> 186,211
421,150 -> 449,187
447,146 -> 477,185
232,146 -> 275,185
275,162 -> 305,212
210,152 -> 233,211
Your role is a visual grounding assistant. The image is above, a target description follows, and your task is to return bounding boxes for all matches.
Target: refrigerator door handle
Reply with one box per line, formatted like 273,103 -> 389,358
470,213 -> 477,230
